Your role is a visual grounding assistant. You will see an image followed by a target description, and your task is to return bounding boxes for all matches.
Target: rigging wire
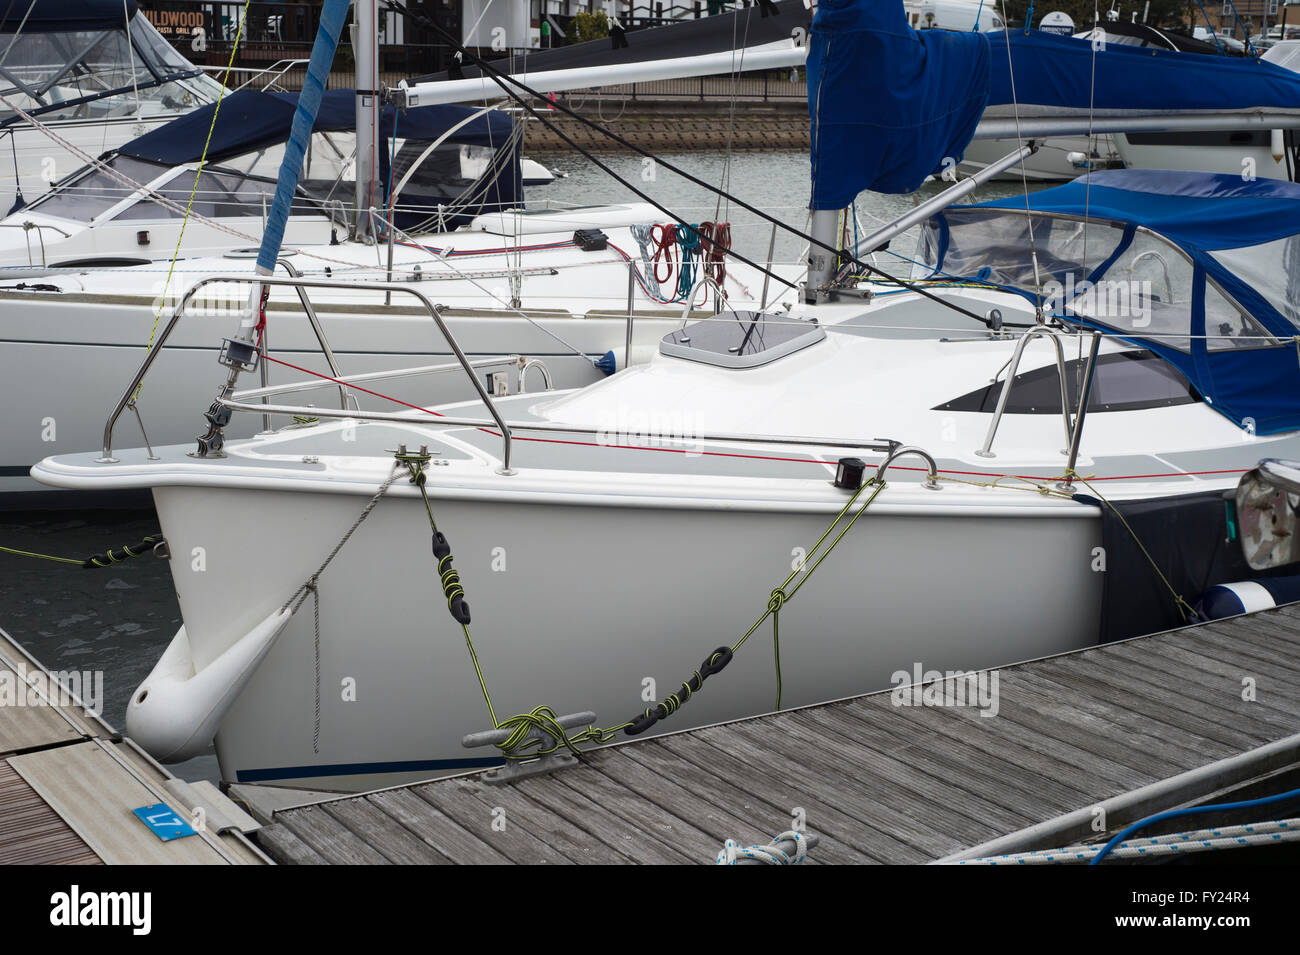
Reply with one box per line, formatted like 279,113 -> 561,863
379,0 -> 1000,329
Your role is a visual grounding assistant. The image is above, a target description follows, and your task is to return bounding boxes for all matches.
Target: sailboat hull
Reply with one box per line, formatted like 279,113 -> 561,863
149,483 -> 1103,792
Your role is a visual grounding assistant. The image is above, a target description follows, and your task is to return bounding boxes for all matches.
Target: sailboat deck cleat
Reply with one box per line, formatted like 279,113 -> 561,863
462,711 -> 598,785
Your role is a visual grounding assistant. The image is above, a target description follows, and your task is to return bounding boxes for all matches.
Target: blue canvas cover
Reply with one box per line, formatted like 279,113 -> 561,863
119,89 -> 518,176
925,171 -> 1300,434
118,89 -> 523,235
807,0 -> 989,207
3,0 -> 137,31
808,1 -> 1300,208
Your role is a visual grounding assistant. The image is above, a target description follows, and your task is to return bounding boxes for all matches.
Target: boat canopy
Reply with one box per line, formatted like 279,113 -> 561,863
4,0 -> 138,32
918,170 -> 1300,435
807,0 -> 1300,207
0,3 -> 221,126
117,90 -> 524,231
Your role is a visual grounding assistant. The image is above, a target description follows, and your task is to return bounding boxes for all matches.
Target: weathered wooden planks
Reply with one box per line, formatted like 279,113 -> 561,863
261,605 -> 1300,865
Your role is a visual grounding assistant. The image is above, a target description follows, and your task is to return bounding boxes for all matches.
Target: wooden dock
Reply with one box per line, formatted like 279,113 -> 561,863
257,603 -> 1300,865
0,627 -> 269,865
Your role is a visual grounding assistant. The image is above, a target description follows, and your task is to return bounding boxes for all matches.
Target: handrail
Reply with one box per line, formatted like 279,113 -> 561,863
0,221 -> 73,269
877,445 -> 941,489
678,274 -> 728,326
974,326 -> 1075,459
214,400 -> 904,457
274,258 -> 351,411
1058,330 -> 1102,491
99,268 -> 516,473
519,359 -> 553,393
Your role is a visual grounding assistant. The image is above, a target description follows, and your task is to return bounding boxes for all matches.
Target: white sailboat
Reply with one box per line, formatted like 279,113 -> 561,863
0,6 -> 808,501
1,0 -> 226,211
31,0 -> 1300,791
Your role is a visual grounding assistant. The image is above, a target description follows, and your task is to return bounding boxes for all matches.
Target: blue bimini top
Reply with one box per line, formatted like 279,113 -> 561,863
920,170 -> 1300,435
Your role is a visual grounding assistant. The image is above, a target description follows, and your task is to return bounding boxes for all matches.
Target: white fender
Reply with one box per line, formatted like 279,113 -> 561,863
125,608 -> 293,763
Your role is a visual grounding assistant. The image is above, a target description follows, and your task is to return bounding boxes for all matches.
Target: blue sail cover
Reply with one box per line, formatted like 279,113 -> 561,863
807,0 -> 988,207
808,1 -> 1300,208
926,171 -> 1300,434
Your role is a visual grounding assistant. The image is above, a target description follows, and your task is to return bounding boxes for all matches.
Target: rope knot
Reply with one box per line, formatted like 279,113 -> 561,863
767,587 -> 788,614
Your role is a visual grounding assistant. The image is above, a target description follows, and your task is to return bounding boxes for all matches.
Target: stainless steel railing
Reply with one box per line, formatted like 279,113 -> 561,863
975,325 -> 1076,460
98,266 -> 518,472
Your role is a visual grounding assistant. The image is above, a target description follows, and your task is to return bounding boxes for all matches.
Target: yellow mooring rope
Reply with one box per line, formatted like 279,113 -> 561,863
396,444 -> 890,756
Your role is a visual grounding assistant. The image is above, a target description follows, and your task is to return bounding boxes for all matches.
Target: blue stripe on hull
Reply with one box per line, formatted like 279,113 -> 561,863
235,756 -> 504,783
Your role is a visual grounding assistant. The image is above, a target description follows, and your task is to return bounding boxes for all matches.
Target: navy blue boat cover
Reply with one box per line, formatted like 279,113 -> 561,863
931,171 -> 1300,434
808,0 -> 1300,207
118,88 -> 523,236
4,0 -> 138,31
120,89 -> 517,171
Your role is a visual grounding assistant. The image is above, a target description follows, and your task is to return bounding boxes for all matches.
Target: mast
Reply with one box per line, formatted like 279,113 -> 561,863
804,209 -> 839,304
353,0 -> 379,242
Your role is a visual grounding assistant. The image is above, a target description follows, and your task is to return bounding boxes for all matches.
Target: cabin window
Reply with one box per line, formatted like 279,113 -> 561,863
112,167 -> 278,220
26,156 -> 166,221
935,351 -> 1198,414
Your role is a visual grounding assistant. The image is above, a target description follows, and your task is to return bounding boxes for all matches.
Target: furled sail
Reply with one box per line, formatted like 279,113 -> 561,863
807,0 -> 988,207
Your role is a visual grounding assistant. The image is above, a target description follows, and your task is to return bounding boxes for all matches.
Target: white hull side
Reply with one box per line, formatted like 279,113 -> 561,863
4,115 -> 179,210
0,303 -> 678,498
1113,135 -> 1290,180
151,485 -> 1103,791
960,137 -> 1105,181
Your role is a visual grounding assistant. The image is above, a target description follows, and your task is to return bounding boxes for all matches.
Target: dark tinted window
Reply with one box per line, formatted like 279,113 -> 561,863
936,351 -> 1198,414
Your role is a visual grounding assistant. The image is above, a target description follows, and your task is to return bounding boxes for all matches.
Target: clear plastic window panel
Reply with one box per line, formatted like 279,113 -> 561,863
919,210 -> 1127,291
1210,237 -> 1300,333
1068,229 -> 1197,352
114,167 -> 320,220
0,16 -> 219,124
28,156 -> 169,221
1202,275 -> 1278,350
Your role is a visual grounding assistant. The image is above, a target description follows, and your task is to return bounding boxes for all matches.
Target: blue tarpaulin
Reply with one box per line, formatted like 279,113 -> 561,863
808,1 -> 1300,208
928,171 -> 1300,434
